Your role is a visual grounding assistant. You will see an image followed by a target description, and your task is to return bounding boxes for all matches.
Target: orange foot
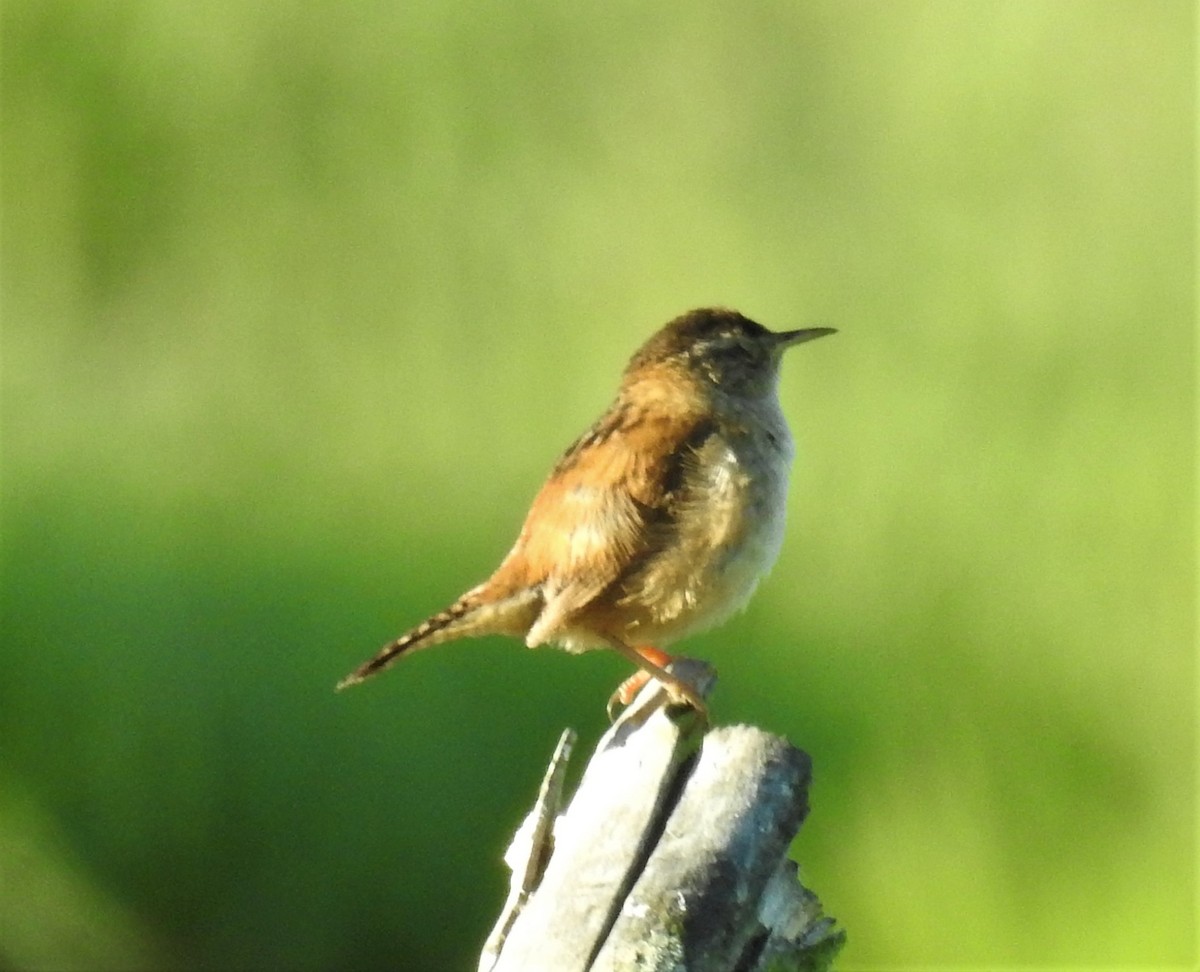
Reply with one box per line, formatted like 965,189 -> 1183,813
606,645 -> 678,721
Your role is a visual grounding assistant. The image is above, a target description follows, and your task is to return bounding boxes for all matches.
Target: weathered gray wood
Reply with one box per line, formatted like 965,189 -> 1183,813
591,726 -> 811,972
485,661 -> 713,972
480,661 -> 844,972
479,727 -> 577,970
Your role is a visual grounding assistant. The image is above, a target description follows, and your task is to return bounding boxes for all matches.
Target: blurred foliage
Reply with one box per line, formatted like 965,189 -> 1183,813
1,1 -> 1194,969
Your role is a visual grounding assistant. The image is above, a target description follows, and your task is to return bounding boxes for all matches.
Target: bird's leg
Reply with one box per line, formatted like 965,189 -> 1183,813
609,646 -> 674,711
602,639 -> 708,722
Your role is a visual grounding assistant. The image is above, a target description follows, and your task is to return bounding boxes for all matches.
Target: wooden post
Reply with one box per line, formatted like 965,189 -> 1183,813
479,660 -> 845,972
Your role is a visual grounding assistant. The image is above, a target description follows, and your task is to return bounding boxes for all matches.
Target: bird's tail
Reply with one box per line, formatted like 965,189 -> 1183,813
336,594 -> 480,690
335,583 -> 538,691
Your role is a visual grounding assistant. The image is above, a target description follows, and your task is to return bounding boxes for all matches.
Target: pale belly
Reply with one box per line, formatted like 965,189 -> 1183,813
613,424 -> 793,646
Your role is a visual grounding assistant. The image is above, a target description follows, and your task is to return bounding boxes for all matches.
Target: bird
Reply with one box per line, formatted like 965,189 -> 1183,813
337,307 -> 834,718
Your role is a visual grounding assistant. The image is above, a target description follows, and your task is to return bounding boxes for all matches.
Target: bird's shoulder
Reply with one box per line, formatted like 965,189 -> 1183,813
548,398 -> 718,507
493,397 -> 719,590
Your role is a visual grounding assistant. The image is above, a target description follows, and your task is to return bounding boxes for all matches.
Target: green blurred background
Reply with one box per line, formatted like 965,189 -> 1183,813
1,1 -> 1194,969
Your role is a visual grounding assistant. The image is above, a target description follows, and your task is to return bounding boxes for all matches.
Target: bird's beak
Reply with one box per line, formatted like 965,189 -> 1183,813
775,326 -> 837,350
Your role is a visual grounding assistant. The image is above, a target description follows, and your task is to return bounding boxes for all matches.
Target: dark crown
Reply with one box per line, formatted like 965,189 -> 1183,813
625,308 -> 772,374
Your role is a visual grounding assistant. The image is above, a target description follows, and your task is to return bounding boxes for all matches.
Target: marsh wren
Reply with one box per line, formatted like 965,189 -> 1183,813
337,308 -> 834,717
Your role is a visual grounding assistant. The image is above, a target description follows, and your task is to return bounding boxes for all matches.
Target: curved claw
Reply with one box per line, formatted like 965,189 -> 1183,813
606,669 -> 653,721
603,643 -> 709,724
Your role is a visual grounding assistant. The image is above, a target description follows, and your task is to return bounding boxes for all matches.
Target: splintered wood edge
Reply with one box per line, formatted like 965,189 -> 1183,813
485,663 -> 713,972
752,860 -> 846,971
482,661 -> 844,972
478,728 -> 577,972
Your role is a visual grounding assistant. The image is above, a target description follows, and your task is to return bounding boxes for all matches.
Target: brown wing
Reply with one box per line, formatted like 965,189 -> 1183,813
487,400 -> 716,646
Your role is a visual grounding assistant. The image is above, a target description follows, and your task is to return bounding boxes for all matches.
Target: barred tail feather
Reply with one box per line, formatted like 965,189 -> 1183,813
336,595 -> 479,690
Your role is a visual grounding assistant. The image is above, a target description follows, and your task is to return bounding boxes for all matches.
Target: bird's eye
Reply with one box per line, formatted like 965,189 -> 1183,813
730,338 -> 757,359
